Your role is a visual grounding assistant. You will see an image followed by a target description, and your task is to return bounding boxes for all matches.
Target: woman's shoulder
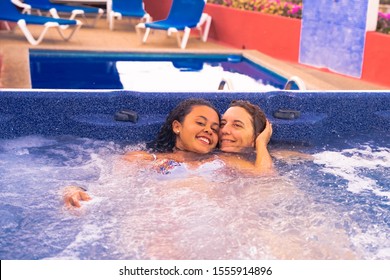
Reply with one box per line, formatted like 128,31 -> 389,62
123,150 -> 178,163
214,151 -> 274,175
123,150 -> 155,162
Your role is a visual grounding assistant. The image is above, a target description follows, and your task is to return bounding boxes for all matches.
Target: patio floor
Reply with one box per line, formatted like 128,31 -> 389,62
0,17 -> 388,90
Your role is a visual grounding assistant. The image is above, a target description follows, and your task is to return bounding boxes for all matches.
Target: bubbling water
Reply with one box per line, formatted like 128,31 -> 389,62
116,62 -> 278,92
0,134 -> 389,259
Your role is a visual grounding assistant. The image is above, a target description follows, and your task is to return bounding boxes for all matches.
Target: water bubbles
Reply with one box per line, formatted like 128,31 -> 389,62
1,133 -> 389,259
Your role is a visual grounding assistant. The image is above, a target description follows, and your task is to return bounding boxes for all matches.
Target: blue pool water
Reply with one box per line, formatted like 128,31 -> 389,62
0,131 -> 388,260
29,50 -> 288,91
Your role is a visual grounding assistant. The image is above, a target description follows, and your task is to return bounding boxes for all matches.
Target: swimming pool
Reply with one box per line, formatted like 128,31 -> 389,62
0,87 -> 389,259
29,50 -> 289,91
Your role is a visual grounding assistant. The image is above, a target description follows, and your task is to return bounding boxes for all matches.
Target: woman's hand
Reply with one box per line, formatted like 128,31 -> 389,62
254,119 -> 274,174
63,186 -> 91,208
256,119 -> 273,148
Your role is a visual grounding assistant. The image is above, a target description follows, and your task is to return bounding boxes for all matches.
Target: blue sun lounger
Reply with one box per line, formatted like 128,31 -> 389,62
108,0 -> 151,30
135,0 -> 211,49
12,0 -> 104,27
1,0 -> 82,45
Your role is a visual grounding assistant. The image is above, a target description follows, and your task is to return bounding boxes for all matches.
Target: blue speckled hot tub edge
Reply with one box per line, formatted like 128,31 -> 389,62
0,90 -> 389,144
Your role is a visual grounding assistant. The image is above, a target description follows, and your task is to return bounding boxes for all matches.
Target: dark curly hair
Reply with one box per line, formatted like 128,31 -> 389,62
146,98 -> 220,152
228,100 -> 266,141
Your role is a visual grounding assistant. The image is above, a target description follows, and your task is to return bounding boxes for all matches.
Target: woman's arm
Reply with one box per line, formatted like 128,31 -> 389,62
63,151 -> 158,208
122,150 -> 157,162
254,120 -> 274,174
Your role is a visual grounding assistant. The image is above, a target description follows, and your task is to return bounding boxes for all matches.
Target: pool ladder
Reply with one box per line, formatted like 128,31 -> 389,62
218,75 -> 306,91
284,76 -> 307,90
218,78 -> 234,90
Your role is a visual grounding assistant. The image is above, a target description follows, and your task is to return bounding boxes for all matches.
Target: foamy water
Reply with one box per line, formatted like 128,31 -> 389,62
116,62 -> 279,92
313,145 -> 390,198
0,135 -> 389,259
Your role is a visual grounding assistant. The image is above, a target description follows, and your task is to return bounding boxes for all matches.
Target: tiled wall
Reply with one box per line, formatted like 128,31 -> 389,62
299,0 -> 371,78
1,90 -> 389,144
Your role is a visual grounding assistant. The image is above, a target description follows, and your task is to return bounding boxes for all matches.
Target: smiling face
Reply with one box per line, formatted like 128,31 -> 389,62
218,106 -> 255,153
173,105 -> 220,154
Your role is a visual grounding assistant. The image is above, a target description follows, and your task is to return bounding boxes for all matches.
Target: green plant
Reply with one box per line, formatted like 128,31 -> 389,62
377,12 -> 390,34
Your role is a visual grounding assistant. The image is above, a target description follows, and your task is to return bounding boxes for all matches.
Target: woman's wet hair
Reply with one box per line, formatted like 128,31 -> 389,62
146,98 -> 220,152
228,100 -> 266,140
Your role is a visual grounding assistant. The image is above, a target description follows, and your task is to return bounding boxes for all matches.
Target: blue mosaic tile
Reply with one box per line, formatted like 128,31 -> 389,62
0,90 -> 389,145
300,0 -> 370,77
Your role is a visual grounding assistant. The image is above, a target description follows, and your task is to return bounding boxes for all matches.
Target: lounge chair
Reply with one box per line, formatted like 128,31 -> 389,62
135,0 -> 212,49
12,0 -> 104,27
108,0 -> 151,30
0,0 -> 82,45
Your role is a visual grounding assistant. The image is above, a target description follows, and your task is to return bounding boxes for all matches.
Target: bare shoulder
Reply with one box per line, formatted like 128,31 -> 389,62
271,149 -> 314,163
123,150 -> 154,162
216,152 -> 276,176
216,153 -> 256,169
